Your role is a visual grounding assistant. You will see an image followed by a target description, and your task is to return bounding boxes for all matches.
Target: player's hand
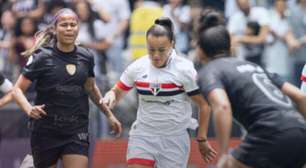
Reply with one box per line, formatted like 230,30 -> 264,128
198,140 -> 217,163
107,114 -> 122,137
26,104 -> 47,119
216,154 -> 230,168
101,91 -> 116,109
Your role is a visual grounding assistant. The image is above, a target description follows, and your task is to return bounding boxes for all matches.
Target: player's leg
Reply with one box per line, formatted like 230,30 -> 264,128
62,154 -> 88,168
127,135 -> 157,168
156,132 -> 190,168
31,134 -> 62,168
61,133 -> 89,168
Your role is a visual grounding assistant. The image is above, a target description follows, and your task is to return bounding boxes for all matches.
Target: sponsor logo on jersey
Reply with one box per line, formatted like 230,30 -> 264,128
66,64 -> 76,75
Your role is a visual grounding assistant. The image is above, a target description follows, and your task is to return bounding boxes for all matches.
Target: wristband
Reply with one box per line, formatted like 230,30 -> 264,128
196,138 -> 207,143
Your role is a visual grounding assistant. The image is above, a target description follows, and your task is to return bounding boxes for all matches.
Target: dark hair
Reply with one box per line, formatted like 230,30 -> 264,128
198,8 -> 225,32
14,17 -> 37,37
146,17 -> 174,42
74,1 -> 100,39
198,9 -> 230,58
247,21 -> 260,35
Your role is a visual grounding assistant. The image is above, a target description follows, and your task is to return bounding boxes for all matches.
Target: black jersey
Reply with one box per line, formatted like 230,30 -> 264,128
198,56 -> 306,132
22,45 -> 95,134
0,72 -> 5,85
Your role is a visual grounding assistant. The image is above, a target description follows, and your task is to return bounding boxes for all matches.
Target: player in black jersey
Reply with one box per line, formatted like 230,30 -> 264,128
196,10 -> 306,168
12,8 -> 122,168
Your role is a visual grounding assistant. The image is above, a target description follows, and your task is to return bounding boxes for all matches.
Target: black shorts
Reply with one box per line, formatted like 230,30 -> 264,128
232,127 -> 306,168
31,132 -> 89,168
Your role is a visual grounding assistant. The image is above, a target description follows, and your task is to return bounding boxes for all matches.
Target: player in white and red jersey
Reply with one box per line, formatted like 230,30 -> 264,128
301,64 -> 306,92
103,17 -> 216,168
0,72 -> 13,107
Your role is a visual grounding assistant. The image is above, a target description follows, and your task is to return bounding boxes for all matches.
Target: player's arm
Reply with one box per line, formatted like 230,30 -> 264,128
84,77 -> 122,136
281,82 -> 306,119
207,88 -> 232,155
102,82 -> 129,109
266,71 -> 306,119
12,75 -> 46,119
238,25 -> 269,44
190,94 -> 217,162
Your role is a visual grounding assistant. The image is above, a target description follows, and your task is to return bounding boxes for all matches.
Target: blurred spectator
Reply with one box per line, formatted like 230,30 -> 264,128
39,0 -> 68,29
227,0 -> 270,67
0,9 -> 17,81
288,0 -> 306,86
264,0 -> 299,81
10,0 -> 45,20
243,21 -> 264,65
0,0 -> 11,16
189,0 -> 203,49
87,0 -> 111,23
225,0 -> 239,19
12,16 -> 37,69
201,0 -> 225,12
129,0 -> 163,60
75,0 -> 110,91
91,0 -> 131,80
163,0 -> 191,54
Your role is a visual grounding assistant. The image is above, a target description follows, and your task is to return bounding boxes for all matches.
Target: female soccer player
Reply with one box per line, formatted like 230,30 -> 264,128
103,17 -> 216,168
12,8 -> 122,168
197,10 -> 306,168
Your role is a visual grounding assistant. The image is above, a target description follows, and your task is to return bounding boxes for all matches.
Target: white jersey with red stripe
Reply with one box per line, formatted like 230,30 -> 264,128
301,64 -> 306,92
118,50 -> 199,136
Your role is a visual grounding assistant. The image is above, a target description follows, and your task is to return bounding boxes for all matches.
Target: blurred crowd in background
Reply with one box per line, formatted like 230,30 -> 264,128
1,0 -> 306,139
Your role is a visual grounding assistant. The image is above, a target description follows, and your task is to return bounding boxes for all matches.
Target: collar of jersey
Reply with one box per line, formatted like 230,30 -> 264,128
54,44 -> 77,56
53,44 -> 78,64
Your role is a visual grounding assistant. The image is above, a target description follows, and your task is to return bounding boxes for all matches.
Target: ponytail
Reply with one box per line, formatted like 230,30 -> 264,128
198,8 -> 225,32
197,9 -> 230,58
146,17 -> 175,43
21,26 -> 55,57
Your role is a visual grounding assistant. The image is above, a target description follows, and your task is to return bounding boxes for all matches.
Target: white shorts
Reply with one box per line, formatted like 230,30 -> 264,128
126,131 -> 190,168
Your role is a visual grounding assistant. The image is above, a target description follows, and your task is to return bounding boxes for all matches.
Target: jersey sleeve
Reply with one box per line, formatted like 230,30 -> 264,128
87,49 -> 95,77
117,62 -> 136,91
265,70 -> 285,89
181,63 -> 200,96
22,52 -> 47,81
300,64 -> 306,92
198,65 -> 224,99
0,72 -> 5,85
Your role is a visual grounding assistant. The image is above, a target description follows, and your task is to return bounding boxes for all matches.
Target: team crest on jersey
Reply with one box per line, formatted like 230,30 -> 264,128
150,83 -> 161,96
66,64 -> 76,75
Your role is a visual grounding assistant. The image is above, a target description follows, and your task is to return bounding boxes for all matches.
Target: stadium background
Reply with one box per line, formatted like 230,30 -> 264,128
0,0 -> 305,167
